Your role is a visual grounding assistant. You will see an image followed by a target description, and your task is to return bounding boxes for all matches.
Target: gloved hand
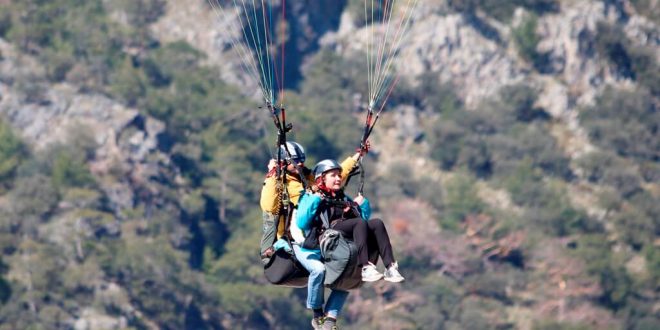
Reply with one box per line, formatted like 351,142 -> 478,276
356,140 -> 371,156
273,238 -> 292,253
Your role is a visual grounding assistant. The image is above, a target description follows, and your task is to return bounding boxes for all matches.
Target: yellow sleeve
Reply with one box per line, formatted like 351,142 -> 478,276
260,176 -> 281,214
340,156 -> 358,185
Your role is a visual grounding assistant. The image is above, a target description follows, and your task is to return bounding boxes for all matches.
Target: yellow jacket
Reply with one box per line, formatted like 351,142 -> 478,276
260,156 -> 358,237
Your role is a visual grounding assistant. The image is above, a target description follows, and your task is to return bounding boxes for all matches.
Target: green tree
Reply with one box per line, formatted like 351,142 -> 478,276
0,258 -> 10,305
118,0 -> 166,29
576,151 -> 625,183
110,58 -> 148,107
428,119 -> 464,169
580,86 -> 658,163
5,0 -> 65,50
512,13 -> 542,66
300,50 -> 368,114
533,320 -> 594,330
0,119 -> 27,186
501,159 -> 544,206
594,22 -> 660,94
0,11 -> 10,38
572,234 -> 633,310
142,41 -> 204,89
503,162 -> 597,236
39,36 -> 75,82
448,0 -> 558,22
442,173 -> 485,231
428,84 -> 567,179
6,0 -> 127,90
644,245 -> 660,289
416,73 -> 463,115
9,174 -> 59,222
49,145 -> 96,189
296,51 -> 366,157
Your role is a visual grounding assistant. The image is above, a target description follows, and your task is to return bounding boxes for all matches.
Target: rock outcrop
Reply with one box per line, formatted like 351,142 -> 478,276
0,39 -> 166,216
152,0 -> 347,95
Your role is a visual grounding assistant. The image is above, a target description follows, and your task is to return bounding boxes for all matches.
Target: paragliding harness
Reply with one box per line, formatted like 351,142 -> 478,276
316,105 -> 383,290
262,103 -> 310,287
262,104 -> 376,290
309,194 -> 377,291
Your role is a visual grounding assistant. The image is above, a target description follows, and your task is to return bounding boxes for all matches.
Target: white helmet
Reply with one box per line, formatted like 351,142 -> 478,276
312,159 -> 342,180
278,141 -> 306,164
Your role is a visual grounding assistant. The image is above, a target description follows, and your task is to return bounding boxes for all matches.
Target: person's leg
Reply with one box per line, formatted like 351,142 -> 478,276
292,245 -> 325,310
324,289 -> 349,319
323,289 -> 349,329
365,219 -> 405,282
367,218 -> 395,267
260,212 -> 277,263
332,218 -> 368,265
333,218 -> 382,281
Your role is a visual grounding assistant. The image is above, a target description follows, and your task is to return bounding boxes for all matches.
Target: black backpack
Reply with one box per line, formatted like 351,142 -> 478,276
263,240 -> 309,287
263,209 -> 309,288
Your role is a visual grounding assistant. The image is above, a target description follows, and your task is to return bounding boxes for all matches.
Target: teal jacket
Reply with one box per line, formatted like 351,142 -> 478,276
296,191 -> 371,251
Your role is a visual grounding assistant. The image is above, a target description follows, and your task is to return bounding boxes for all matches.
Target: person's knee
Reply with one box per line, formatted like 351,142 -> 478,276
370,218 -> 385,230
309,264 -> 325,277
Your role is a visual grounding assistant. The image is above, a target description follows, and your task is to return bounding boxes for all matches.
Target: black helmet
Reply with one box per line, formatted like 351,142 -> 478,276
312,159 -> 342,180
278,141 -> 306,164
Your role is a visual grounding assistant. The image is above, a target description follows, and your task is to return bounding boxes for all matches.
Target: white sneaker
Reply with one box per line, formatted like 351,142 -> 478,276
311,317 -> 323,330
384,262 -> 405,283
361,262 -> 383,282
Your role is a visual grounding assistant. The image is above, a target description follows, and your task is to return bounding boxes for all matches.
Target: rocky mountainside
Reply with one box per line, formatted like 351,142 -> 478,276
0,37 -> 167,216
152,0 -> 347,92
0,0 -> 658,329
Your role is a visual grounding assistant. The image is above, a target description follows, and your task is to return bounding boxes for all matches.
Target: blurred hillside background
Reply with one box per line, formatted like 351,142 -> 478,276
0,0 -> 658,329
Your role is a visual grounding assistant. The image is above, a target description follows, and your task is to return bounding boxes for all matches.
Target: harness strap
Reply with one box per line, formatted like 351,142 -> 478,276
283,201 -> 295,240
269,199 -> 295,255
320,211 -> 330,230
357,158 -> 366,195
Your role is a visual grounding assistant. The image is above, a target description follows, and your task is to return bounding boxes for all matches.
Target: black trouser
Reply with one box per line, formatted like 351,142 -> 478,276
366,218 -> 395,268
332,217 -> 369,266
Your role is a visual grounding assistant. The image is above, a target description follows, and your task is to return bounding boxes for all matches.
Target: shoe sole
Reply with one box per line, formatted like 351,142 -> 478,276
384,276 -> 405,283
362,274 -> 383,282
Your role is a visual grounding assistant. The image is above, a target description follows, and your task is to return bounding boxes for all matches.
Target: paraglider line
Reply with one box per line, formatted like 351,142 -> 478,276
281,0 -> 286,105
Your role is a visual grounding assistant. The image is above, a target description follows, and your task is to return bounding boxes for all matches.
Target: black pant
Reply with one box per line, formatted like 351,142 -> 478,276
366,218 -> 395,268
332,217 -> 369,266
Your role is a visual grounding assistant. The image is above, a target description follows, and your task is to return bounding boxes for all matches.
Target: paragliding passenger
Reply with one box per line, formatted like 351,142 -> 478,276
259,142 -> 359,262
295,159 -> 404,329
